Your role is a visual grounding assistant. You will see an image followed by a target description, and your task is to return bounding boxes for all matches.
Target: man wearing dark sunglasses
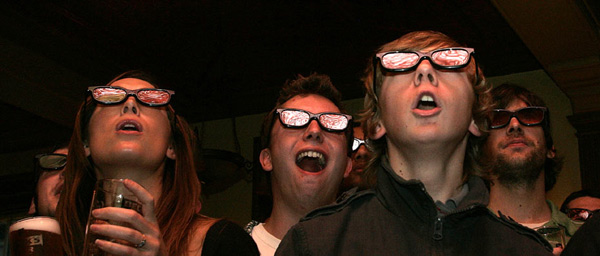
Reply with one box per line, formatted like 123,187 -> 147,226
246,73 -> 352,256
277,31 -> 553,256
560,189 -> 600,223
28,143 -> 68,217
481,83 -> 579,254
562,191 -> 600,255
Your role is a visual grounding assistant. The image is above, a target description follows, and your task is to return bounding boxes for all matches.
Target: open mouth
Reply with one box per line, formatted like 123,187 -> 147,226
416,94 -> 437,110
296,150 -> 326,173
116,120 -> 142,132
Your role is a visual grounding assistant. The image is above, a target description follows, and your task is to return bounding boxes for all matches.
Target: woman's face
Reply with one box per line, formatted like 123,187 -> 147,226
86,78 -> 174,175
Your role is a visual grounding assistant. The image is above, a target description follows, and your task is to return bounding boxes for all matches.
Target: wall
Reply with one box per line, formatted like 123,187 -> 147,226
197,69 -> 581,225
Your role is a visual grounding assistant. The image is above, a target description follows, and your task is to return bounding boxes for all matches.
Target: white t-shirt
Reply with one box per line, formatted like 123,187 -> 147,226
249,222 -> 280,256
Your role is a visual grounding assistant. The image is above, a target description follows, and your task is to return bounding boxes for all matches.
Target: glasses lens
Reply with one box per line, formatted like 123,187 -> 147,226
517,108 -> 545,125
280,110 -> 309,127
352,138 -> 361,151
38,154 -> 67,170
567,209 -> 591,221
381,52 -> 419,70
490,110 -> 511,128
92,87 -> 126,103
319,114 -> 349,131
431,48 -> 471,67
137,89 -> 171,105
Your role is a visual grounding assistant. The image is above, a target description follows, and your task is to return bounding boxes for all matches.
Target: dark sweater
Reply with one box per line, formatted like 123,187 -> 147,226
276,157 -> 553,256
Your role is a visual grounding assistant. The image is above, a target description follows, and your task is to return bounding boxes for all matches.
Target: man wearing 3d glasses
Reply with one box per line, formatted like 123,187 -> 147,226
245,73 -> 352,256
339,123 -> 373,195
276,31 -> 553,255
28,143 -> 68,216
481,83 -> 579,254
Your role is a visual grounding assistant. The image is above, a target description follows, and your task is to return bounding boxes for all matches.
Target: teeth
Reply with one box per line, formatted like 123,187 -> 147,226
296,151 -> 325,165
124,124 -> 136,128
420,95 -> 434,102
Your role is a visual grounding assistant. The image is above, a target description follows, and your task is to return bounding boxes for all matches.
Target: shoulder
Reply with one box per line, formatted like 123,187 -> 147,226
563,214 -> 600,256
198,218 -> 260,256
302,188 -> 376,221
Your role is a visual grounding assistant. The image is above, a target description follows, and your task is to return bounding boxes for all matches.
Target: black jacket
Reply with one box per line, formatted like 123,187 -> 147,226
276,158 -> 553,256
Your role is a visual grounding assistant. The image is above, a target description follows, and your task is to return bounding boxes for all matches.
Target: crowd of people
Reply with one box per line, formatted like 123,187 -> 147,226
13,30 -> 599,255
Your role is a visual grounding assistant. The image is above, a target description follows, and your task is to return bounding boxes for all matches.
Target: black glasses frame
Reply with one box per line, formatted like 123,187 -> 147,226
489,106 -> 547,129
566,208 -> 600,222
88,86 -> 175,107
372,47 -> 478,97
35,153 -> 67,170
275,108 -> 353,132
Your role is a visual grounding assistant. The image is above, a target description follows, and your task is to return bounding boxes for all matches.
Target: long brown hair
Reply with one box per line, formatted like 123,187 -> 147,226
56,70 -> 203,255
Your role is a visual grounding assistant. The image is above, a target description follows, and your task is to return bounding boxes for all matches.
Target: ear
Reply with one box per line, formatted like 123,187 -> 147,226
372,122 -> 387,140
166,144 -> 176,160
84,143 -> 91,157
27,198 -> 36,215
259,148 -> 273,172
343,156 -> 352,178
468,118 -> 482,137
546,145 -> 556,159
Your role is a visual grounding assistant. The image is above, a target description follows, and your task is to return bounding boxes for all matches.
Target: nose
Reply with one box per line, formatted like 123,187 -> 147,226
506,116 -> 523,136
120,95 -> 140,115
413,59 -> 438,87
303,119 -> 323,143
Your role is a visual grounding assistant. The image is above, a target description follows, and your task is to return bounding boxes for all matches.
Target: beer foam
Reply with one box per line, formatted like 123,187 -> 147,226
9,216 -> 60,234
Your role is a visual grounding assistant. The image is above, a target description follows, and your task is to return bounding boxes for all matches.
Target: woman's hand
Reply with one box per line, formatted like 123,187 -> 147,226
89,179 -> 168,256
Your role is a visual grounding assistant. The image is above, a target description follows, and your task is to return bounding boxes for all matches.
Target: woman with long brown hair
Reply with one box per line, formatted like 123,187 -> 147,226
56,70 -> 258,255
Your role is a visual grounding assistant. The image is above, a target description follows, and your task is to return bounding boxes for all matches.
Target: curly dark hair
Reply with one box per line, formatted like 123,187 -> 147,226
560,189 -> 600,212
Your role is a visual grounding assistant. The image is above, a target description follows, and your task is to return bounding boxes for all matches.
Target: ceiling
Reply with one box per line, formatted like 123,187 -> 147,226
0,0 -> 547,155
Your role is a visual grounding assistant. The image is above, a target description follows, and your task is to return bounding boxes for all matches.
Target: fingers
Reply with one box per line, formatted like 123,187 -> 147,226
89,179 -> 165,255
92,207 -> 153,233
95,238 -> 145,256
123,179 -> 158,224
90,223 -> 150,249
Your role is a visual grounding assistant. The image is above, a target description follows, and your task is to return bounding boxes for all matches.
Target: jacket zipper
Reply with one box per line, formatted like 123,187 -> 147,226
433,217 -> 443,240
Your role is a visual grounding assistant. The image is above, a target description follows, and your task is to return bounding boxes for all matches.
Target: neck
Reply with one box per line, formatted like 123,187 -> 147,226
386,132 -> 470,203
263,202 -> 310,240
264,189 -> 335,239
488,171 -> 550,224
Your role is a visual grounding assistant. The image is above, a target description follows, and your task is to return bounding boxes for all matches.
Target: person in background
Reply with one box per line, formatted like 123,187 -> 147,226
339,123 -> 373,195
245,73 -> 352,256
275,31 -> 553,255
481,83 -> 578,254
56,70 -> 258,256
28,143 -> 69,216
560,189 -> 600,223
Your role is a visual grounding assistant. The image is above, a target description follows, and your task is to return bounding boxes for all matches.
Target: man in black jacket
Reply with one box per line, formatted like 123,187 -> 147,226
275,31 -> 553,255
